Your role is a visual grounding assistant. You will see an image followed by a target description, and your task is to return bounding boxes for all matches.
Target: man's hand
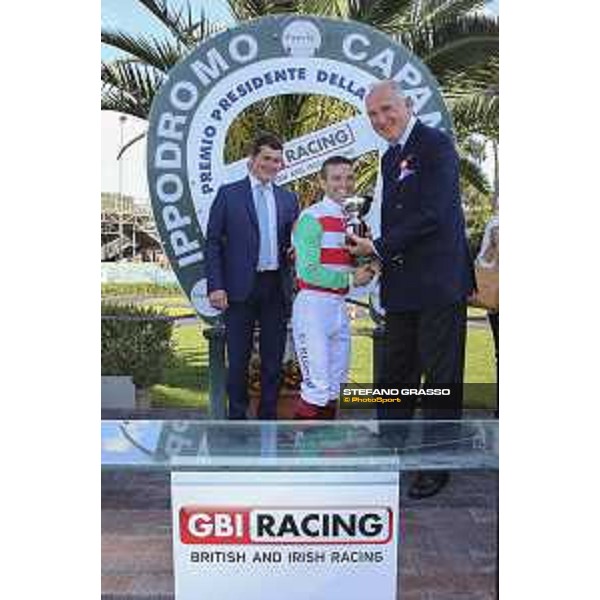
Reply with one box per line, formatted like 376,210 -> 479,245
347,233 -> 375,257
353,264 -> 375,287
208,289 -> 228,311
367,258 -> 382,276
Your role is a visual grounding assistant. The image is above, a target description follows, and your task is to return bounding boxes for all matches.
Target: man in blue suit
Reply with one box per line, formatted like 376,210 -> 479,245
206,133 -> 299,420
349,81 -> 475,497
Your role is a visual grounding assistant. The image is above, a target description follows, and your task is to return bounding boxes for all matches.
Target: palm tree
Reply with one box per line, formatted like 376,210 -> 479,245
102,1 -> 222,117
102,0 -> 498,200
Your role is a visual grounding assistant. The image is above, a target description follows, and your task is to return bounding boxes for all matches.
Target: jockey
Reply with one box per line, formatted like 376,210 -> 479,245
292,156 -> 376,420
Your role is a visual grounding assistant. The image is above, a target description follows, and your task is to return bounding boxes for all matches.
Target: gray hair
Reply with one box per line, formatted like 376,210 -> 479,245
366,79 -> 405,100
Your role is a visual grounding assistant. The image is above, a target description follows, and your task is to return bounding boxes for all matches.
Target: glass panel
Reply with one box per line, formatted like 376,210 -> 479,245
101,419 -> 498,471
102,420 -> 498,597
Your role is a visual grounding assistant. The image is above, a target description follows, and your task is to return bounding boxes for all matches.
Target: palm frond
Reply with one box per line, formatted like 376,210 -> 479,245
440,56 -> 498,99
136,0 -> 197,45
102,92 -> 149,120
458,154 -> 491,196
223,93 -> 312,163
299,0 -> 345,18
224,117 -> 258,163
418,0 -> 488,23
458,135 -> 487,163
189,11 -> 225,44
346,0 -> 415,33
271,0 -> 299,13
226,0 -> 272,21
101,30 -> 183,73
101,61 -> 164,118
252,95 -> 311,138
297,95 -> 357,134
403,14 -> 498,79
450,92 -> 498,141
354,150 -> 380,194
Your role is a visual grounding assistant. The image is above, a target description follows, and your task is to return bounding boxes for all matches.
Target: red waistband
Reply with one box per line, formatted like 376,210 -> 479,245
297,280 -> 348,296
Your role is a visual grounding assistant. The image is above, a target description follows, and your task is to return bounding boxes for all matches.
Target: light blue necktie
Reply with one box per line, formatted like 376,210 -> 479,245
255,184 -> 272,269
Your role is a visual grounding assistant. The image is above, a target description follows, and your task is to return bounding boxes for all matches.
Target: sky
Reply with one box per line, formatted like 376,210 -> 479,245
101,0 -> 234,61
487,1 -> 499,16
101,0 -> 499,200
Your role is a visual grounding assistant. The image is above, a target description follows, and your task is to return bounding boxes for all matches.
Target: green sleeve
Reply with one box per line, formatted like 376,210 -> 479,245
293,214 -> 349,290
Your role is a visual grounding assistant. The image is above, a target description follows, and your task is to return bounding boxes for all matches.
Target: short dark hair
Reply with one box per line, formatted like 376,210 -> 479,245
250,132 -> 284,156
320,155 -> 354,178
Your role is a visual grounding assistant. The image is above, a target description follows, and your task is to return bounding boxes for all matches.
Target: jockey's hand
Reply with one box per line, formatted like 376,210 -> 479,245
353,264 -> 375,287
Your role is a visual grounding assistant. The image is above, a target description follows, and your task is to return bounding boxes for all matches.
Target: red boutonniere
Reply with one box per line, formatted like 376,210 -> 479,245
397,154 -> 417,182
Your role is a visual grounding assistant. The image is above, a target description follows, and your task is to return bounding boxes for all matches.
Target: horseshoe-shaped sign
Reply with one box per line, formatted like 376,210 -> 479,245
147,15 -> 452,321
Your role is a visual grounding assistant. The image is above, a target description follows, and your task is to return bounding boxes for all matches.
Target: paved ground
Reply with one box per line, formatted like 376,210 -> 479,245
102,469 -> 497,600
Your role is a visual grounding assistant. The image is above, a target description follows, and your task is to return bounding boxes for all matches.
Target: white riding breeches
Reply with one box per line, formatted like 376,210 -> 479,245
292,290 -> 351,407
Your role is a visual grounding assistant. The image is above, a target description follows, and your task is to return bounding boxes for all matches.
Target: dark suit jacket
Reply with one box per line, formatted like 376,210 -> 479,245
373,120 -> 475,312
206,176 -> 299,303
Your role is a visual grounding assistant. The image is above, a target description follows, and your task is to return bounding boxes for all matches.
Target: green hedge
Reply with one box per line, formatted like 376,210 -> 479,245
101,282 -> 183,298
101,303 -> 174,387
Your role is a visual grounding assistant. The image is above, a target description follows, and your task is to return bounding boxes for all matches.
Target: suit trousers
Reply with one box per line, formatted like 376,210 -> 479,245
377,302 -> 467,437
224,271 -> 287,420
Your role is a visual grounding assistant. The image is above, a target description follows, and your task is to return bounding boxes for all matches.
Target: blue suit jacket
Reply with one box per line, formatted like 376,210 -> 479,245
206,176 -> 299,303
374,120 -> 475,312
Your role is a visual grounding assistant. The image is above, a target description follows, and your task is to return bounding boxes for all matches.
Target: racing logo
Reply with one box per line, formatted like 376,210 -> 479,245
180,506 -> 393,545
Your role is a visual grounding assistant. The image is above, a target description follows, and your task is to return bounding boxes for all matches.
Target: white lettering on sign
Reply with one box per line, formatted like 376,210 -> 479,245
250,509 -> 391,544
163,205 -> 191,231
342,33 -> 370,61
170,81 -> 199,111
190,48 -> 230,86
229,34 -> 258,63
393,61 -> 423,87
188,512 -> 245,539
157,173 -> 183,204
157,113 -> 186,142
366,48 -> 395,78
155,141 -> 182,169
171,230 -> 200,256
180,506 -> 393,545
341,34 -> 428,92
283,123 -> 354,165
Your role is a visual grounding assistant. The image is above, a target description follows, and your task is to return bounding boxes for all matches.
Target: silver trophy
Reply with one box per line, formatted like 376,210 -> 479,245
342,195 -> 369,238
343,194 -> 379,272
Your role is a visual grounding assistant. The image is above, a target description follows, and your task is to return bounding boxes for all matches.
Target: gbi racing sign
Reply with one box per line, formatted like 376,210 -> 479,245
171,471 -> 400,600
180,506 -> 393,544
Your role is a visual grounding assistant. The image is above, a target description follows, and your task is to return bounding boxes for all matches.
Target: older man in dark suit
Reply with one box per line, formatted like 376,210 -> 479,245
349,81 -> 475,498
206,133 -> 299,420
